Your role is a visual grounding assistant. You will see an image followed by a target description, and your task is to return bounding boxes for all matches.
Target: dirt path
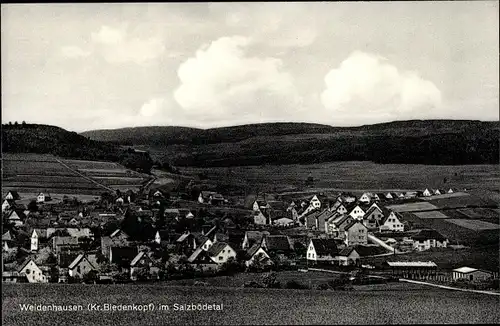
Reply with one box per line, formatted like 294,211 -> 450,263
399,278 -> 500,296
54,157 -> 115,192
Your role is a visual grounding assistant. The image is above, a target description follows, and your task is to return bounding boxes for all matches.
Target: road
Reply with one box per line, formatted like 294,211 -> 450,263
54,157 -> 115,192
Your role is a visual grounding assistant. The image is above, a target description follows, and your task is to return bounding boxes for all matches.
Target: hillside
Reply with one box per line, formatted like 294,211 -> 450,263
80,120 -> 500,167
2,123 -> 154,173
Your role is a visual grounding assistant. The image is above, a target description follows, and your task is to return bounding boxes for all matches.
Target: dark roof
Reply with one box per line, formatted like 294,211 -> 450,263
207,242 -> 231,256
59,252 -> 81,268
110,246 -> 138,265
17,257 -> 36,272
338,246 -> 358,257
5,191 -> 20,200
247,242 -> 263,258
412,229 -> 447,241
262,235 -> 291,251
354,245 -> 388,257
188,247 -> 217,264
311,239 -> 338,256
345,220 -> 367,231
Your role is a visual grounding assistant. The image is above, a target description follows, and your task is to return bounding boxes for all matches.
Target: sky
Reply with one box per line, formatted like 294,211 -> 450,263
1,2 -> 498,132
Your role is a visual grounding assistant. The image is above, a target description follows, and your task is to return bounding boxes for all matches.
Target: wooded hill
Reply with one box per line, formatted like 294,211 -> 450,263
80,120 -> 499,167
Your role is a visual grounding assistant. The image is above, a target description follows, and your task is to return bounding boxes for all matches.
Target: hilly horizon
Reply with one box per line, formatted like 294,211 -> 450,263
3,119 -> 498,168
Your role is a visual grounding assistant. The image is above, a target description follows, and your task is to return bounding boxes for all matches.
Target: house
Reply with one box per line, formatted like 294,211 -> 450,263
307,239 -> 339,263
253,200 -> 270,212
52,236 -> 79,254
273,217 -> 294,227
198,191 -> 225,205
335,203 -> 349,215
411,229 -> 448,251
261,235 -> 293,254
309,195 -> 322,209
37,192 -> 46,203
379,211 -> 405,232
5,210 -> 25,226
385,193 -> 394,200
344,220 -> 368,246
325,214 -> 354,238
188,248 -> 219,272
362,206 -> 384,229
130,251 -> 158,280
452,267 -> 494,282
349,204 -> 366,220
68,254 -> 98,278
422,189 -> 432,197
17,258 -> 48,283
4,191 -> 20,201
359,193 -> 372,204
207,242 -> 236,264
245,243 -> 272,267
2,231 -> 13,251
376,193 -> 386,201
254,209 -> 270,225
101,230 -> 130,258
154,230 -> 171,245
242,231 -> 269,250
194,233 -> 213,251
2,199 -> 13,212
176,232 -> 197,254
447,188 -> 454,194
386,261 -> 438,279
433,189 -> 443,195
336,247 -> 360,266
66,227 -> 93,239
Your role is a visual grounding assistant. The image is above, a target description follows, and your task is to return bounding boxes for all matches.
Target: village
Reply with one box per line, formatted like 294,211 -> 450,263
1,185 -> 498,291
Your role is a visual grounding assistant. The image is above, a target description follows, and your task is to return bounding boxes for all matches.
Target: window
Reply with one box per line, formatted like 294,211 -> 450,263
77,266 -> 80,273
26,269 -> 31,274
222,250 -> 225,253
219,256 -> 223,261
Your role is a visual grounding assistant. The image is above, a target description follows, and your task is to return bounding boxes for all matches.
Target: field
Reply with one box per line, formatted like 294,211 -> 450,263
2,284 -> 499,325
413,211 -> 450,219
179,162 -> 500,194
446,219 -> 500,231
387,202 -> 439,212
2,153 -> 149,196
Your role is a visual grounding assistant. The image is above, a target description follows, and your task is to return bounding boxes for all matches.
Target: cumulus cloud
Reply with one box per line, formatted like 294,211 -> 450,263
90,25 -> 165,64
173,36 -> 302,122
140,98 -> 164,117
60,45 -> 91,58
321,51 -> 442,119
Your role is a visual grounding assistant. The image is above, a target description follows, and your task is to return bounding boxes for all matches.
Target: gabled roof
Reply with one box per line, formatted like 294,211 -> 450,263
176,233 -> 193,243
354,245 -> 387,257
412,229 -> 447,241
344,220 -> 367,231
110,246 -> 138,265
5,191 -> 20,200
254,200 -> 268,207
380,210 -> 400,225
2,231 -> 12,241
310,239 -> 338,256
59,252 -> 80,268
68,254 -> 96,270
338,246 -> 358,257
262,235 -> 291,251
17,257 -> 35,272
207,242 -> 231,257
363,206 -> 383,219
188,247 -> 217,264
110,229 -> 128,239
130,251 -> 153,267
247,242 -> 264,258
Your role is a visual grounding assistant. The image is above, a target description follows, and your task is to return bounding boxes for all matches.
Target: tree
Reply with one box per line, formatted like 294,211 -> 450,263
27,200 -> 38,212
49,266 -> 60,283
261,271 -> 280,288
83,270 -> 98,284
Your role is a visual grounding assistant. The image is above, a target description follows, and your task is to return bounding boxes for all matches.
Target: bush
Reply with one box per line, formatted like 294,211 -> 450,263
242,281 -> 263,288
261,272 -> 281,288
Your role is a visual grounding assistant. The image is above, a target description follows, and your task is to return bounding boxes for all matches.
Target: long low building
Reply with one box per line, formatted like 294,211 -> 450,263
385,261 -> 438,279
452,267 -> 494,282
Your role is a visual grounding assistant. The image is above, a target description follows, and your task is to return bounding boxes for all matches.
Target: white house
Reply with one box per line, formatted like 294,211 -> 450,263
349,205 -> 366,220
385,193 -> 394,200
6,210 -> 24,226
359,193 -> 372,204
411,230 -> 448,251
18,258 -> 47,283
452,267 -> 493,282
4,191 -> 18,200
379,211 -> 405,232
245,244 -> 272,267
36,192 -> 46,203
422,189 -> 432,197
130,251 -> 158,280
433,189 -> 442,195
2,200 -> 11,212
336,204 -> 348,215
310,195 -> 322,209
307,239 -> 339,263
253,200 -> 270,212
207,242 -> 236,264
30,230 -> 40,252
447,188 -> 454,194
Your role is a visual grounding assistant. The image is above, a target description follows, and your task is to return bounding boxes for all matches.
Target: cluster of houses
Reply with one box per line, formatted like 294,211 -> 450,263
2,186 -> 494,285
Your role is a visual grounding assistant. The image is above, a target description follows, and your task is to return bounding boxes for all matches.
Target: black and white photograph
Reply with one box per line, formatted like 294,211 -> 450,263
1,2 -> 499,325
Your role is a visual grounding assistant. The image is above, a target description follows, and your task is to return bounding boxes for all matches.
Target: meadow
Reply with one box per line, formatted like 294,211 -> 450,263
2,283 -> 499,325
179,162 -> 500,194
